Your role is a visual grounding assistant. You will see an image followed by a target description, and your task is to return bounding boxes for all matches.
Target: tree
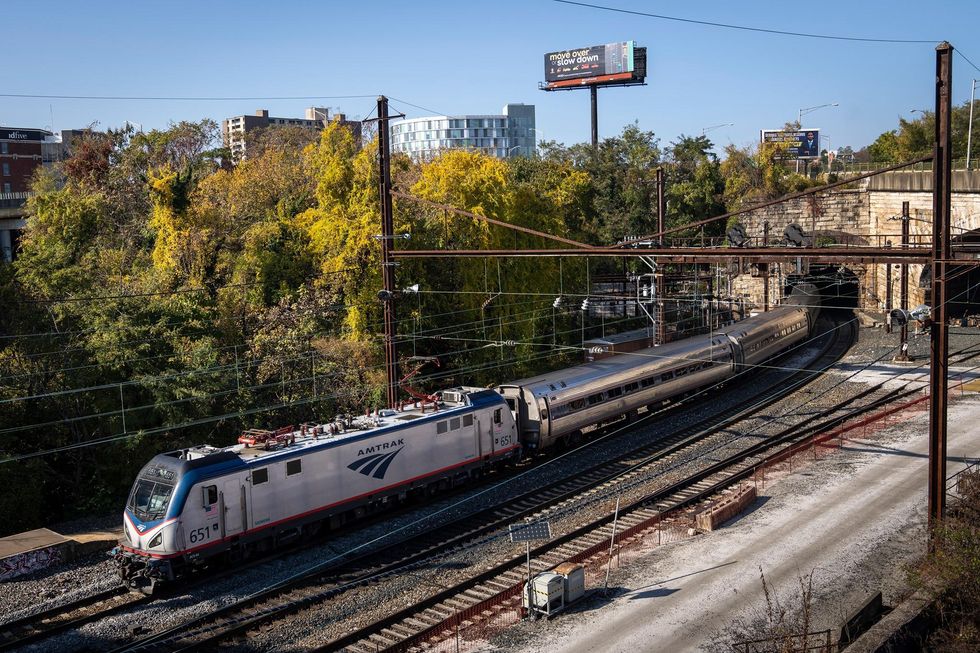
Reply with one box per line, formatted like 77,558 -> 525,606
664,135 -> 725,238
541,123 -> 661,244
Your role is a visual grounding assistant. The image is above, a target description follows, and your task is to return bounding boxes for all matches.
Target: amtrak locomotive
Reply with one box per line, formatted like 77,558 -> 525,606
116,285 -> 820,591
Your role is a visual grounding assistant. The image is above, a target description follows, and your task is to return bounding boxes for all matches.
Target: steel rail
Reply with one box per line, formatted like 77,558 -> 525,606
0,586 -> 148,651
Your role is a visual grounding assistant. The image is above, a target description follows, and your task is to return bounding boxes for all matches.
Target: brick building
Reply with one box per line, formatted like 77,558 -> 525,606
0,127 -> 62,262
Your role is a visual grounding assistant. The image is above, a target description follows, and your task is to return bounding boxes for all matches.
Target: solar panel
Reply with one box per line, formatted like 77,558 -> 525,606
509,521 -> 552,543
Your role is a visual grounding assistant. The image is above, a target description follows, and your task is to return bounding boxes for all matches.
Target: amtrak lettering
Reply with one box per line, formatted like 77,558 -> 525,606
355,438 -> 404,456
347,439 -> 406,480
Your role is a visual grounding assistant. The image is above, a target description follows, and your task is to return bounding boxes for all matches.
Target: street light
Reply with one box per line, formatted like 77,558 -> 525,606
796,104 -> 837,173
798,102 -> 838,125
701,122 -> 734,136
507,145 -> 522,157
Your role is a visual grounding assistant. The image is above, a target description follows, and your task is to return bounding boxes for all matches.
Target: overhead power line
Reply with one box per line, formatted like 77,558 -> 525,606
955,50 -> 980,75
552,0 -> 938,44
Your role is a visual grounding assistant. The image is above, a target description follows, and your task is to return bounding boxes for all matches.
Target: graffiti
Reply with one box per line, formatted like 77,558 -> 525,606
0,546 -> 64,581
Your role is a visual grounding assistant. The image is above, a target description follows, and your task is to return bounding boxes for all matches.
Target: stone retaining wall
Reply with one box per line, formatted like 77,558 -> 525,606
729,173 -> 980,311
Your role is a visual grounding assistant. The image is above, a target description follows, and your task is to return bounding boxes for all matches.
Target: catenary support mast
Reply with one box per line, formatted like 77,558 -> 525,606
928,42 -> 953,536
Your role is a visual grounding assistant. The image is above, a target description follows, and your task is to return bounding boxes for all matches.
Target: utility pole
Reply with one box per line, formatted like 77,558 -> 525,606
377,95 -> 399,409
928,42 -> 953,538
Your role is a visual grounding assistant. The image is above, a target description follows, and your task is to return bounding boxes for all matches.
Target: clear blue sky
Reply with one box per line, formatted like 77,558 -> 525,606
3,0 -> 978,154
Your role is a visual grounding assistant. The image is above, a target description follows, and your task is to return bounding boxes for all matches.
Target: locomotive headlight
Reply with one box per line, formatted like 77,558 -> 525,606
149,533 -> 163,548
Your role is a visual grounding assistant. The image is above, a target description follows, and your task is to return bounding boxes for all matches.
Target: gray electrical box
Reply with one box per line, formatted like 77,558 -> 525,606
523,572 -> 565,617
553,562 -> 586,603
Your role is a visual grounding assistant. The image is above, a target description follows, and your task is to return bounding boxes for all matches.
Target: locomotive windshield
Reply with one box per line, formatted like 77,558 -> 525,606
128,479 -> 174,521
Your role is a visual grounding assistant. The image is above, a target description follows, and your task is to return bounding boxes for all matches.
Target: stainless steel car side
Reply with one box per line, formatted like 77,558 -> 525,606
500,284 -> 820,450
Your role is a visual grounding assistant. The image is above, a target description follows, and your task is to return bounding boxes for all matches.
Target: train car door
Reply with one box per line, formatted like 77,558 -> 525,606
473,413 -> 484,458
221,478 -> 244,537
497,385 -> 525,435
201,484 -> 220,541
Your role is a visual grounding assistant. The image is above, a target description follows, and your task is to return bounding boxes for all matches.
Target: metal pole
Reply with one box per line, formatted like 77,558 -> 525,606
378,95 -> 399,409
656,167 -> 666,345
897,202 -> 911,361
929,42 -> 953,539
763,221 -> 770,312
885,241 -> 893,333
590,85 -> 598,150
656,167 -> 665,238
968,79 -> 976,170
234,345 -> 241,393
119,385 -> 126,433
604,496 -> 621,592
526,540 -> 533,615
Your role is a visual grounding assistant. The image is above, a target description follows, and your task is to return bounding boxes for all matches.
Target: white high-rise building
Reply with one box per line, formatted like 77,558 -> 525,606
390,104 -> 535,161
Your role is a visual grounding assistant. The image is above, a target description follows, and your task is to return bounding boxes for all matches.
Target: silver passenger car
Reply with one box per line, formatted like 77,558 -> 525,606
498,335 -> 736,451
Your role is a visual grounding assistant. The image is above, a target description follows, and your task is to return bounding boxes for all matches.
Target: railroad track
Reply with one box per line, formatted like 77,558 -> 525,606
0,586 -> 148,651
107,313 -> 857,652
329,373 -> 953,650
14,314 -> 980,652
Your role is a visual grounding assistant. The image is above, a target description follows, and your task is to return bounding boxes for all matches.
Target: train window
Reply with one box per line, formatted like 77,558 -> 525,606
661,371 -> 674,383
640,377 -> 653,388
541,409 -> 549,419
570,398 -> 586,411
505,398 -> 516,412
549,384 -> 557,391
463,414 -> 473,427
286,459 -> 302,476
493,409 -> 502,424
588,393 -> 603,405
625,382 -> 639,393
437,421 -> 448,435
607,387 -> 622,398
252,468 -> 269,485
203,485 -> 217,507
560,381 -> 567,388
450,417 -> 460,431
676,367 -> 688,377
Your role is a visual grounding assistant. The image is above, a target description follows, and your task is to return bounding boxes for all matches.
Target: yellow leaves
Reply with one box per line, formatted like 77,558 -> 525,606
413,150 -> 508,213
306,122 -> 360,212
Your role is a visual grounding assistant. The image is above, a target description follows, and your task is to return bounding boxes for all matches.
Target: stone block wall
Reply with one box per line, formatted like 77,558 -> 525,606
727,173 -> 980,313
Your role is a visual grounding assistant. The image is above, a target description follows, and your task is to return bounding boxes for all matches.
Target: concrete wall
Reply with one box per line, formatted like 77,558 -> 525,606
730,171 -> 980,312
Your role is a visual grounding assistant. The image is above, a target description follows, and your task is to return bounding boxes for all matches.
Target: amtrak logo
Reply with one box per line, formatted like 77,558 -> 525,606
348,441 -> 405,480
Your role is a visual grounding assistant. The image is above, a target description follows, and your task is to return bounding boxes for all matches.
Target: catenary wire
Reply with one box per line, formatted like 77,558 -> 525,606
552,0 -> 938,44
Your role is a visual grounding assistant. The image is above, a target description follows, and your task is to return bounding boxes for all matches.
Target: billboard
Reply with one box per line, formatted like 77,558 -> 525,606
544,41 -> 645,89
0,129 -> 48,142
761,129 -> 821,160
